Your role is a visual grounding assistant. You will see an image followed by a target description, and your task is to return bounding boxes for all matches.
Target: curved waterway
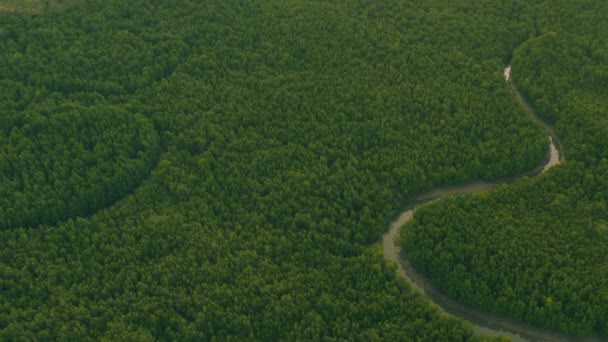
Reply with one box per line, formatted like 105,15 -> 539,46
383,66 -> 599,341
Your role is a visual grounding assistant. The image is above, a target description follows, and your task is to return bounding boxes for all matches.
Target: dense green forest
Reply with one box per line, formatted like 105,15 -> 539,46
0,0 -> 81,14
0,100 -> 159,229
405,1 -> 608,339
0,0 -> 602,340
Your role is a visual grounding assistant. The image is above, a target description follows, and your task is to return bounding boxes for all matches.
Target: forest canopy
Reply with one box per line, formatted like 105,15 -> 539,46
0,100 -> 159,229
0,0 -> 82,14
0,0 -> 605,340
404,3 -> 608,338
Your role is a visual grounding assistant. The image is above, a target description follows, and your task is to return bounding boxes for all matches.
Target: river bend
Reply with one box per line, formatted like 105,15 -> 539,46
382,66 -> 599,341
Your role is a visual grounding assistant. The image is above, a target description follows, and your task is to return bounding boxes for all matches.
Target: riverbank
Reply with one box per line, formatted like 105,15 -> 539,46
381,66 -> 602,341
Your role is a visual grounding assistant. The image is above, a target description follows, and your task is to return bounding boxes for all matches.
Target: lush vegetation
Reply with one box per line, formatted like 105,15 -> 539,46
405,1 -> 608,338
0,0 -> 81,14
0,99 -> 159,229
1,0 -> 601,340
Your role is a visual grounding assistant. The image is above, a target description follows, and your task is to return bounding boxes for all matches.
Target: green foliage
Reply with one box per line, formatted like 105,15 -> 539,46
1,0 -> 593,340
0,100 -> 159,229
405,1 -> 608,338
0,0 -> 82,14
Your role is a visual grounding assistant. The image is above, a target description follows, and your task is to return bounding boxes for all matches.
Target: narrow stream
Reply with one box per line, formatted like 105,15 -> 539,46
383,66 -> 599,341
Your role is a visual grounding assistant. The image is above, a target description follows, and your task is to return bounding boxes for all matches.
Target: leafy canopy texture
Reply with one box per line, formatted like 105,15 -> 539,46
405,2 -> 608,338
0,100 -> 159,229
2,0 -> 601,340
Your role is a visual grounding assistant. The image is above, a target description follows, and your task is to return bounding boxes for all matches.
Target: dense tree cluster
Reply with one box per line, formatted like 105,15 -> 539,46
0,0 -> 590,340
0,0 -> 82,14
405,1 -> 608,338
0,99 -> 159,229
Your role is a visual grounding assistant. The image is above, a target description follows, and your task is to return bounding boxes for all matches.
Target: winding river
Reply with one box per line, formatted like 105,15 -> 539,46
383,66 -> 599,341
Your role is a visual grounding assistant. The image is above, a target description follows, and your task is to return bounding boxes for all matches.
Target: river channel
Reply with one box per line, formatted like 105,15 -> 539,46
383,66 -> 600,341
